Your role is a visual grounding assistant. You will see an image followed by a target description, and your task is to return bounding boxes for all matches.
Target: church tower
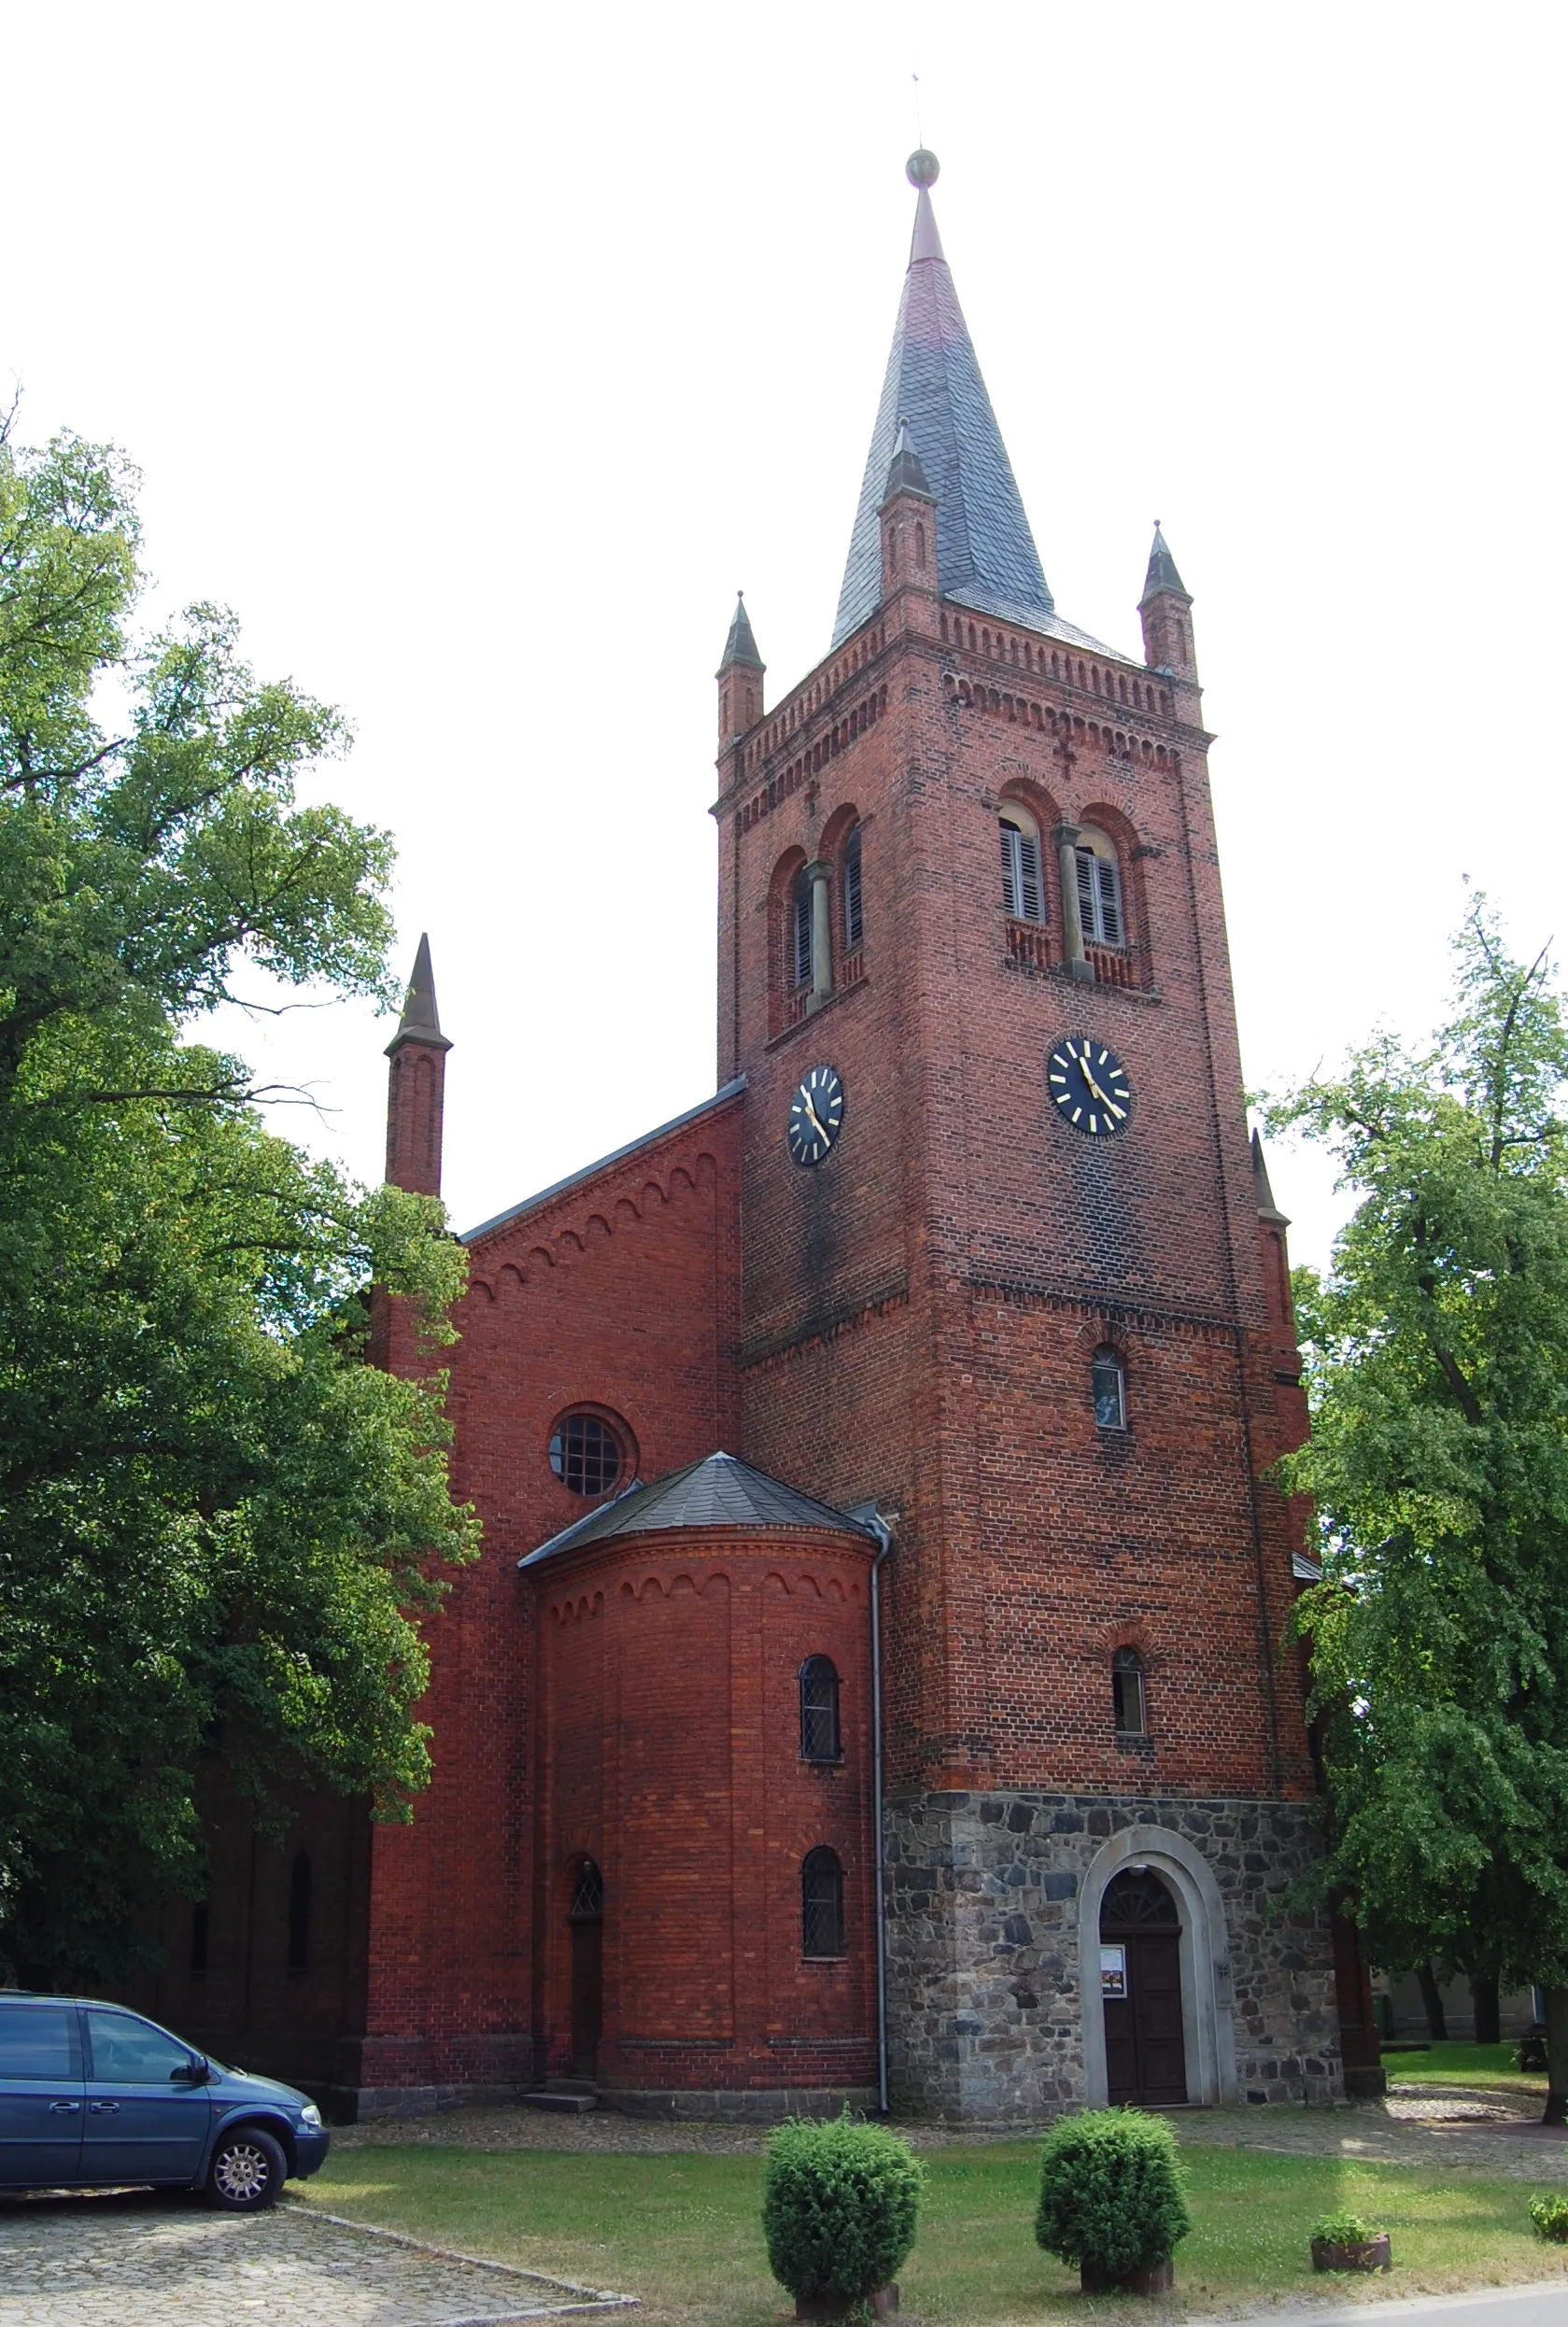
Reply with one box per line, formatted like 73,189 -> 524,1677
713,154 -> 1341,2116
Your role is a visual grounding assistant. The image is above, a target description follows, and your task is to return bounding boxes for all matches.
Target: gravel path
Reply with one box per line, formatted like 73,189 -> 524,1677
335,2081 -> 1568,2183
0,2189 -> 631,2327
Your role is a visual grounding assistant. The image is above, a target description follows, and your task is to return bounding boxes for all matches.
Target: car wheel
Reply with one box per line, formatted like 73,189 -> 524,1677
205,2125 -> 287,2211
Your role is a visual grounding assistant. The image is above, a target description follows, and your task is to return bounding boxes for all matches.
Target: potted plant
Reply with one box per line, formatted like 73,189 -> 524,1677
1310,2211 -> 1392,2272
1035,2108 -> 1192,2295
763,2113 -> 925,2321
1530,2196 -> 1568,2244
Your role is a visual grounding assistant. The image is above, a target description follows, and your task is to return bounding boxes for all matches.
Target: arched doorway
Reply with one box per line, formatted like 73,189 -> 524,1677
568,1857 -> 603,2079
1099,1867 -> 1188,2105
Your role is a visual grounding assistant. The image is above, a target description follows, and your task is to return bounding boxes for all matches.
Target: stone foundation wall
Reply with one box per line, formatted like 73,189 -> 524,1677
884,1791 -> 1340,2121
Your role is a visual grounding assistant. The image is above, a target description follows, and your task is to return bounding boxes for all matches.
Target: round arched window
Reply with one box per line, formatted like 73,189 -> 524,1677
548,1412 -> 624,1498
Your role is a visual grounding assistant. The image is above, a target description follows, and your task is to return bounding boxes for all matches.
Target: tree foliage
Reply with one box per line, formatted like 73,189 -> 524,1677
0,411 -> 476,1981
1271,899 -> 1568,2116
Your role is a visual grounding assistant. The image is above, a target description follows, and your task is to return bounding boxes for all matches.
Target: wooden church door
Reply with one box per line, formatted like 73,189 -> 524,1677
568,1858 -> 604,2079
1100,1869 -> 1188,2106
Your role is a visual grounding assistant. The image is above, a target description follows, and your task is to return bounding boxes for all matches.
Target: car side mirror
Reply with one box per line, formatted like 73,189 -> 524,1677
173,2054 -> 211,2085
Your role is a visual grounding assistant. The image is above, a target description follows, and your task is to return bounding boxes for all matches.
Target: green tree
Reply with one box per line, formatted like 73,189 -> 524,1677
1272,900 -> 1568,2121
0,410 -> 476,1980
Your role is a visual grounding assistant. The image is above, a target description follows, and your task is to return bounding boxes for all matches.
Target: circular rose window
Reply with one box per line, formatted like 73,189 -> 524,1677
548,1411 -> 624,1498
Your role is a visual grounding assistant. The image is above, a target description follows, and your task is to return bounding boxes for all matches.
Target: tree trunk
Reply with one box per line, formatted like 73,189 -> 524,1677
1545,1985 -> 1568,2127
1416,1959 -> 1448,2042
1470,1971 -> 1501,2047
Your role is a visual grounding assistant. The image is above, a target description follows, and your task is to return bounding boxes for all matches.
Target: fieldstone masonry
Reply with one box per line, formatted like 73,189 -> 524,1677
885,1791 -> 1340,2121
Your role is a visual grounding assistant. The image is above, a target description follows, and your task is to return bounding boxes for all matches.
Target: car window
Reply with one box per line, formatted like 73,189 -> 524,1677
85,2010 -> 195,2083
0,2007 -> 78,2080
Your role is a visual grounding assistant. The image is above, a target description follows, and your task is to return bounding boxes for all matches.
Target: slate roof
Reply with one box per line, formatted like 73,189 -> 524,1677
518,1450 -> 880,1570
718,591 -> 764,673
1251,1128 -> 1289,1226
386,933 -> 451,1056
1141,523 -> 1189,603
832,174 -> 1059,647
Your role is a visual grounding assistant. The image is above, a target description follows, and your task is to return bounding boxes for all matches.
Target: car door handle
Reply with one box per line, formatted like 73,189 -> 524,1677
49,2100 -> 82,2114
87,2101 -> 120,2114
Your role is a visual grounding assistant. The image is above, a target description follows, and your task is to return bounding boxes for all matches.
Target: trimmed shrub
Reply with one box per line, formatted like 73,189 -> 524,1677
1035,2108 -> 1191,2280
1530,2195 -> 1568,2243
763,2114 -> 925,2306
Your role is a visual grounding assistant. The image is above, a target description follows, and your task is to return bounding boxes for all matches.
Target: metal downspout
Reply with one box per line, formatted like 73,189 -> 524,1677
860,1508 -> 895,2117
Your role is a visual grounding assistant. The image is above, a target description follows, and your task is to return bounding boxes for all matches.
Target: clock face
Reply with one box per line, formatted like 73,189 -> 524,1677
787,1064 -> 845,1166
1048,1037 -> 1132,1136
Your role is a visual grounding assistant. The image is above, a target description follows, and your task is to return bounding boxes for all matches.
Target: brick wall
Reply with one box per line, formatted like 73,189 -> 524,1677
715,579 -> 1324,2083
534,1532 -> 877,2100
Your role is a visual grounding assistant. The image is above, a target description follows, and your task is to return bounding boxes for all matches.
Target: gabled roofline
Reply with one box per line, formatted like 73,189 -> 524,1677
460,1078 -> 746,1248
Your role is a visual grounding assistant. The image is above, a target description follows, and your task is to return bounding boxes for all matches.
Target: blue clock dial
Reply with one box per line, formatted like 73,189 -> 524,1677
1048,1037 -> 1132,1136
787,1064 -> 845,1166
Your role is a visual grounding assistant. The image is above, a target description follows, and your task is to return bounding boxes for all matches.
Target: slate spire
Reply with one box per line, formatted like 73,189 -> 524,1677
717,590 -> 764,674
386,931 -> 451,1057
832,151 -> 1053,647
1141,522 -> 1189,605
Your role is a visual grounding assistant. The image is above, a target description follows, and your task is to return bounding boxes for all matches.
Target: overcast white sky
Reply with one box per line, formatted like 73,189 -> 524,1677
7,0 -> 1563,1269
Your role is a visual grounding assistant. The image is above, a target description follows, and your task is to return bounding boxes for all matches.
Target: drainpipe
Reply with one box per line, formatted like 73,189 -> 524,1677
855,1504 -> 895,2117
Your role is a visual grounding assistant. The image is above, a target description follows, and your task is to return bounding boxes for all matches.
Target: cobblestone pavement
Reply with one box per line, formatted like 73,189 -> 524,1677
0,2189 -> 632,2327
336,2084 -> 1568,2183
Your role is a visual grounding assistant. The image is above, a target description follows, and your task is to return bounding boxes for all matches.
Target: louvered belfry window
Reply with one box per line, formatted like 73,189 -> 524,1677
1076,845 -> 1123,946
843,826 -> 864,950
801,1847 -> 845,1957
793,867 -> 814,988
799,1656 -> 842,1762
999,817 -> 1044,923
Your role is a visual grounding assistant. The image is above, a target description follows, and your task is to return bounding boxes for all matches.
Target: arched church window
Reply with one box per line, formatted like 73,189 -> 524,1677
801,1847 -> 845,1957
1092,1347 -> 1126,1431
1112,1647 -> 1147,1737
799,1656 -> 841,1762
287,1852 -> 312,1972
569,1856 -> 604,1920
999,809 -> 1044,924
1075,831 -> 1124,947
843,826 -> 864,951
793,866 -> 814,989
549,1411 -> 624,1499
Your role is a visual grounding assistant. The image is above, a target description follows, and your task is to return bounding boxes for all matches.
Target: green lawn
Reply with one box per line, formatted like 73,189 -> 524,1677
298,2142 -> 1568,2326
1381,2041 -> 1548,2099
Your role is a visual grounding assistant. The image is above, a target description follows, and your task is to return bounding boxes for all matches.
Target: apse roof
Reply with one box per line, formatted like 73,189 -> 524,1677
834,157 -> 1120,652
518,1450 -> 880,1569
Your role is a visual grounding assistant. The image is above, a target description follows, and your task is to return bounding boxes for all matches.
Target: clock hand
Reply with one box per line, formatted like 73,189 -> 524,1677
803,1095 -> 829,1141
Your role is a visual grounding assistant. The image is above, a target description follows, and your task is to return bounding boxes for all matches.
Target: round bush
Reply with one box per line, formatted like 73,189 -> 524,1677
1035,2108 -> 1191,2279
763,2114 -> 925,2305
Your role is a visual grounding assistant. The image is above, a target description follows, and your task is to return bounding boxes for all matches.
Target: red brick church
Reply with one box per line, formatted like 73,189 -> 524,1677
140,153 -> 1381,2119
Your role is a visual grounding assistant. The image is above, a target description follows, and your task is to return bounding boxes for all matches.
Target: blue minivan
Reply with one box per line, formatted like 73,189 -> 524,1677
0,1992 -> 330,2208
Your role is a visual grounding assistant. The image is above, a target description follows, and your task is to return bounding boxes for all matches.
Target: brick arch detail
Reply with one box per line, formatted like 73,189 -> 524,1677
468,1154 -> 723,1297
